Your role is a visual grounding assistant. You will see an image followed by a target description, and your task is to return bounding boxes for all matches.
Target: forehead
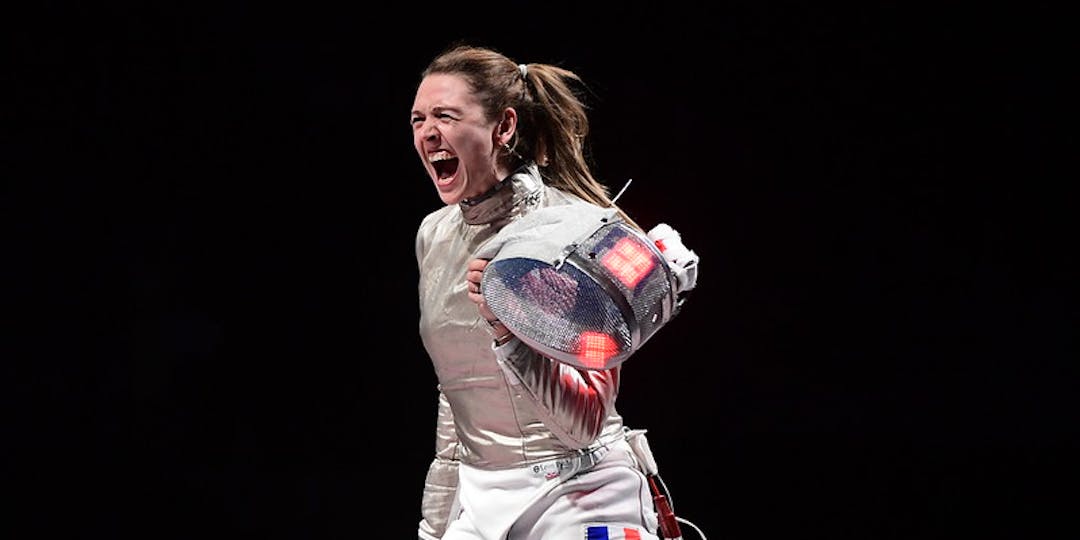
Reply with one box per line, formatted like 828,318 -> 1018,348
412,73 -> 481,112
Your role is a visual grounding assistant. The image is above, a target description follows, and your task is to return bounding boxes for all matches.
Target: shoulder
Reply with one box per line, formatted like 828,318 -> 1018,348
415,205 -> 458,260
508,188 -> 614,236
541,185 -> 602,211
418,204 -> 457,233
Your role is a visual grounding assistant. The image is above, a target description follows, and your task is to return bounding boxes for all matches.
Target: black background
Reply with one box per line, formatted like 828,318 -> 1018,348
7,3 -> 1074,539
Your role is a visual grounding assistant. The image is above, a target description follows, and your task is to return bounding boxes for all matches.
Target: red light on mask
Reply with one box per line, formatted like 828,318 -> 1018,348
601,237 -> 655,288
577,331 -> 618,369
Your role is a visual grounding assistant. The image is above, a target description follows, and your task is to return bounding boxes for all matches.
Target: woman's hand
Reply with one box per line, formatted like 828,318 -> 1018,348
467,258 -> 513,344
466,258 -> 498,323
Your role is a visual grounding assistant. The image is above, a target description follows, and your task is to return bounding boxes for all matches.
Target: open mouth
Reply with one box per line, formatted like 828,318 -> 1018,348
433,157 -> 459,182
429,150 -> 459,185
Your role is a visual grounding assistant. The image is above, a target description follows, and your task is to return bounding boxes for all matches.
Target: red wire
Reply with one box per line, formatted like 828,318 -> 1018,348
648,475 -> 683,539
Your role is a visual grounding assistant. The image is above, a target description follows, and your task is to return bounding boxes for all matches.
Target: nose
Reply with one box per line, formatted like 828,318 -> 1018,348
418,120 -> 439,142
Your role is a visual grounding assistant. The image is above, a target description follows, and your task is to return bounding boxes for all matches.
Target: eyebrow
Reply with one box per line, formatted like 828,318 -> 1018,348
412,105 -> 462,117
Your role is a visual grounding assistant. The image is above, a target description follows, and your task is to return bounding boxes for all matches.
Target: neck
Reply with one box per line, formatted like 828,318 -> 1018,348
461,177 -> 509,206
461,163 -> 523,206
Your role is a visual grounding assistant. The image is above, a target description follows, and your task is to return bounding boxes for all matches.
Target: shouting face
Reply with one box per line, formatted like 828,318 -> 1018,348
411,73 -> 507,205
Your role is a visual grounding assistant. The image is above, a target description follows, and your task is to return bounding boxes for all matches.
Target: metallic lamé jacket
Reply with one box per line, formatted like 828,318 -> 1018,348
414,164 -> 626,537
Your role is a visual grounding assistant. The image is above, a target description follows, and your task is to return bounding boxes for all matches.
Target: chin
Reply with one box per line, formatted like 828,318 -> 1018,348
436,185 -> 465,205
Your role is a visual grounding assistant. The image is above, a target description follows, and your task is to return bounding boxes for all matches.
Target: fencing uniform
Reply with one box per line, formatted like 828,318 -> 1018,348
415,163 -> 661,540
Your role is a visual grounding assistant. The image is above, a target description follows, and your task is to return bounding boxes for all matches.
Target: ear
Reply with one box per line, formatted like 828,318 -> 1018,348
494,107 -> 518,146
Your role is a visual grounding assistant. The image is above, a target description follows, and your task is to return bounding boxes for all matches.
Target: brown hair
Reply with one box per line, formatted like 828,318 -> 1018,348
420,43 -> 641,230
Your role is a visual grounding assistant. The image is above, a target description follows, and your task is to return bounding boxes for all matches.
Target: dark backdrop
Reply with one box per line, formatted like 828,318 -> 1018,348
8,3 -> 1073,539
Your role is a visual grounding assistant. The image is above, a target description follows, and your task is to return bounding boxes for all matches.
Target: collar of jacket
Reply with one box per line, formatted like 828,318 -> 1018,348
459,162 -> 544,226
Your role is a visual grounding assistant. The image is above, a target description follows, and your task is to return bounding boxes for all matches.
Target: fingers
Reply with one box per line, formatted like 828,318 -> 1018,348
466,269 -> 484,287
466,270 -> 484,304
467,290 -> 484,305
466,257 -> 492,312
465,258 -> 489,296
466,258 -> 490,272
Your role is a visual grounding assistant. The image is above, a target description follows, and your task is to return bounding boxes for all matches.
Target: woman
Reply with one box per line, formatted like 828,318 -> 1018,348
410,43 -> 697,540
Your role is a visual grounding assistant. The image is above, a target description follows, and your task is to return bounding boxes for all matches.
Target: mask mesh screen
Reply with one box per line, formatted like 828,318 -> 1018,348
482,258 -> 632,361
481,222 -> 673,369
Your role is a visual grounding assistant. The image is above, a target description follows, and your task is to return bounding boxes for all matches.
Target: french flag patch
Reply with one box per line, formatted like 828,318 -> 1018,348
585,525 -> 643,539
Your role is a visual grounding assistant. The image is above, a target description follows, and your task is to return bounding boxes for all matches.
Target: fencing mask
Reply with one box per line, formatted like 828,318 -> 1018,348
477,204 -> 698,371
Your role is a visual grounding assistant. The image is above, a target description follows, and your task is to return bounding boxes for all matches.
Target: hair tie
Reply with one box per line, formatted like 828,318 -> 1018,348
518,64 -> 528,79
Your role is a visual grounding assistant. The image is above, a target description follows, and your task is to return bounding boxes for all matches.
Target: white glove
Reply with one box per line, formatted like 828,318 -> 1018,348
647,223 -> 699,294
624,428 -> 660,476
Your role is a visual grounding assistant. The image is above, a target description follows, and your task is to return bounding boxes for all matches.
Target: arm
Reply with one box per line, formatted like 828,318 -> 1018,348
496,340 -> 620,448
466,257 -> 618,448
415,218 -> 460,539
417,391 -> 460,540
